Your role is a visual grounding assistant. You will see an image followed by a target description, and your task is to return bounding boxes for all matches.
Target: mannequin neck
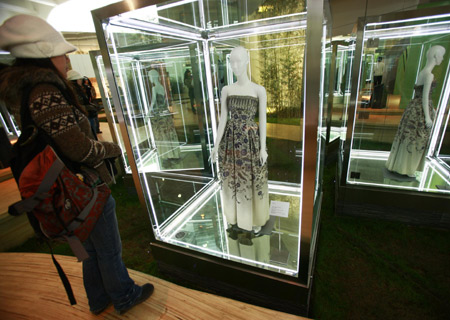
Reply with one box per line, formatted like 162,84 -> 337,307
423,61 -> 436,73
235,72 -> 250,85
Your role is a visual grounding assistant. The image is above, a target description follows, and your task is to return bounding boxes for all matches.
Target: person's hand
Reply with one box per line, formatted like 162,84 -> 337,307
425,118 -> 433,129
260,149 -> 268,165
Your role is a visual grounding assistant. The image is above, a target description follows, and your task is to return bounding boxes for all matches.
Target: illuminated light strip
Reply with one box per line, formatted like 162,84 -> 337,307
109,18 -> 202,41
268,182 -> 301,195
121,46 -> 194,59
160,181 -> 219,238
365,13 -> 450,28
378,29 -> 450,40
180,144 -> 203,151
203,40 -> 217,178
164,237 -> 297,275
248,42 -> 305,52
157,16 -> 203,31
350,150 -> 390,160
211,21 -> 307,41
243,34 -> 306,45
365,19 -> 450,38
212,12 -> 307,31
349,174 -> 450,193
157,0 -> 197,11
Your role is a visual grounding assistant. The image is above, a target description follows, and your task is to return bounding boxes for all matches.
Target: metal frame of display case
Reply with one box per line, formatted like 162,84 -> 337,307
92,0 -> 328,315
338,6 -> 450,228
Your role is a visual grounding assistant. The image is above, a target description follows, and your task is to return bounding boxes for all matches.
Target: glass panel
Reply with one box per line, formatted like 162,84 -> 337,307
105,24 -> 209,174
204,0 -> 306,30
206,22 -> 306,276
103,20 -> 214,232
347,13 -> 450,194
117,0 -> 202,30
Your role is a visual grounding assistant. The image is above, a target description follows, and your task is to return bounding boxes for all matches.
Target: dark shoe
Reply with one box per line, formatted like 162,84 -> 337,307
91,301 -> 111,315
116,283 -> 154,315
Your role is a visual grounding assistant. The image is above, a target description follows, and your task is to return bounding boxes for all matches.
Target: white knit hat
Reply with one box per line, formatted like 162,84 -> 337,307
0,14 -> 77,58
67,70 -> 83,80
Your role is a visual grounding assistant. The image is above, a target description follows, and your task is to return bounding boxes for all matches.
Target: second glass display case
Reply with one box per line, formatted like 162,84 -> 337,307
338,6 -> 450,227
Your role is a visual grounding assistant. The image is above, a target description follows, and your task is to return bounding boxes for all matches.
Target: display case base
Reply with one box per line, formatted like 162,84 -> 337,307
336,180 -> 450,229
150,242 -> 310,317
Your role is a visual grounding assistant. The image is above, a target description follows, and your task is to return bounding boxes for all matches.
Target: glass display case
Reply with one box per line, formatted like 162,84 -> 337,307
92,0 -> 329,314
338,6 -> 450,227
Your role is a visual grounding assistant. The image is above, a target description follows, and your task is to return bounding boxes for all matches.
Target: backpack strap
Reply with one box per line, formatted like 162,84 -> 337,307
47,240 -> 77,305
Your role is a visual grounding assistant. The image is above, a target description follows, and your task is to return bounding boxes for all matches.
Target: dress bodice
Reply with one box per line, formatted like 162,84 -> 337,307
227,95 -> 259,123
413,81 -> 437,99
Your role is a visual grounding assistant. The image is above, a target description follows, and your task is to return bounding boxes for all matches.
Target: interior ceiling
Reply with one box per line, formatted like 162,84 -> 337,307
0,0 -> 444,37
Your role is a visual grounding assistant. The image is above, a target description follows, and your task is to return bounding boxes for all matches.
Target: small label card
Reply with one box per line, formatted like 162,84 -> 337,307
269,201 -> 290,218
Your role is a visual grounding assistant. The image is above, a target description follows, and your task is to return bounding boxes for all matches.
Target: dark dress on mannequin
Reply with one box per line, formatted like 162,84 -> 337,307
150,93 -> 180,161
385,81 -> 437,176
218,95 -> 269,231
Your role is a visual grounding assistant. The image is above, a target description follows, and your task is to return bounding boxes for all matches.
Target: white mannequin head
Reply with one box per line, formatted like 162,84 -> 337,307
230,46 -> 249,77
426,45 -> 446,66
149,69 -> 160,84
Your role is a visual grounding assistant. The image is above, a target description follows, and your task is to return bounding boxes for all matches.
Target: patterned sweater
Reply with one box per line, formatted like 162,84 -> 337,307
0,66 -> 121,184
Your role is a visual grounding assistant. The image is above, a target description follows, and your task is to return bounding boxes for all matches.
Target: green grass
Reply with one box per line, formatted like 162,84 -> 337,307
310,164 -> 450,320
5,165 -> 450,319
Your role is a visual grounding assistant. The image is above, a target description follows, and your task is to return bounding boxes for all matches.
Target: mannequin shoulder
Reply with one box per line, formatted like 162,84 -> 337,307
255,84 -> 267,97
221,85 -> 230,97
416,70 -> 434,86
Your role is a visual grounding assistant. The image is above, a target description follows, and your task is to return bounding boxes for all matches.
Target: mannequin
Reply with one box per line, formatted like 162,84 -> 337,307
148,69 -> 180,161
211,46 -> 269,234
149,70 -> 167,112
385,45 -> 446,177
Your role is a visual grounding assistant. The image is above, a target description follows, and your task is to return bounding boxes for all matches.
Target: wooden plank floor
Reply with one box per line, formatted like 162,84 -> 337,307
0,253 -> 310,320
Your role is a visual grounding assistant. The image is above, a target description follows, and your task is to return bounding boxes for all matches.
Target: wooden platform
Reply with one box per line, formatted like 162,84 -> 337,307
0,253 -> 310,320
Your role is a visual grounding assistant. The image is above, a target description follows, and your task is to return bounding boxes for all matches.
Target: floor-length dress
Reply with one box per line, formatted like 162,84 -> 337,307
150,93 -> 180,160
385,82 -> 437,175
218,95 -> 269,231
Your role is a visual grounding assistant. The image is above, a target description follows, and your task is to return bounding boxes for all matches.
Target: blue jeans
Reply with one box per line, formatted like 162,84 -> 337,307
82,195 -> 142,312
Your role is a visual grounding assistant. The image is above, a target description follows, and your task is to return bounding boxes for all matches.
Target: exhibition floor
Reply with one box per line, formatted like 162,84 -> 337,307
0,252 -> 309,320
